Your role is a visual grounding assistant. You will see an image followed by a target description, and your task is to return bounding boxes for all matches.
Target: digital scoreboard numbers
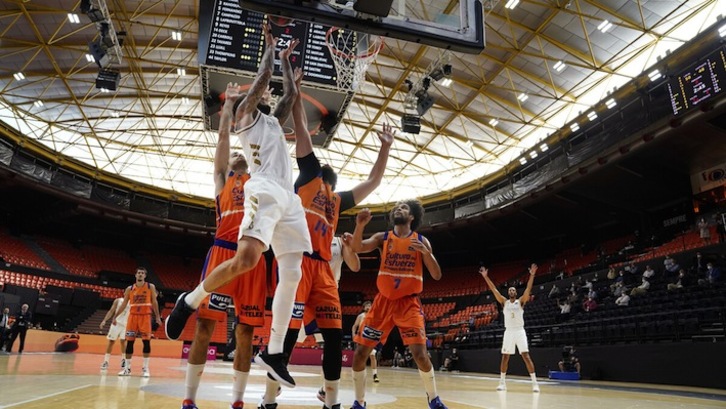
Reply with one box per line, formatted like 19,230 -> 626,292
201,0 -> 352,89
667,48 -> 726,116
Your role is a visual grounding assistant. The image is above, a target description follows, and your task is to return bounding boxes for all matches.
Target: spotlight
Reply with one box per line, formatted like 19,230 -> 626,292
95,68 -> 120,91
416,94 -> 435,115
88,39 -> 110,68
401,114 -> 421,134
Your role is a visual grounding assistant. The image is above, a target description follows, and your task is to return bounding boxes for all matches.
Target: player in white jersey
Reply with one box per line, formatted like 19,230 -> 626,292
99,297 -> 130,370
330,233 -> 360,286
165,22 -> 312,389
480,264 -> 539,393
351,301 -> 379,383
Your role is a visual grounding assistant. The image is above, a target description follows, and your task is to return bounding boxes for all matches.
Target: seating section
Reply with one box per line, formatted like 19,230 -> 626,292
82,245 -> 138,275
0,229 -> 50,270
432,303 -> 496,328
423,302 -> 455,323
0,270 -> 123,299
342,305 -> 362,316
146,253 -> 203,291
35,237 -> 95,277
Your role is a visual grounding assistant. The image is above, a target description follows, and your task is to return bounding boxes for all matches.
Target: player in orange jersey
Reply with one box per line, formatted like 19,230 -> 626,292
113,267 -> 162,378
349,201 -> 448,409
258,68 -> 392,409
179,84 -> 268,409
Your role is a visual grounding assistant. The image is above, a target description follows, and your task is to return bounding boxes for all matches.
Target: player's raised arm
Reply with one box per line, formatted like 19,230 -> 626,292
214,82 -> 239,194
340,232 -> 361,272
273,37 -> 301,123
350,208 -> 384,254
235,23 -> 276,121
350,123 -> 394,204
291,67 -> 313,158
519,263 -> 538,306
480,267 -> 506,305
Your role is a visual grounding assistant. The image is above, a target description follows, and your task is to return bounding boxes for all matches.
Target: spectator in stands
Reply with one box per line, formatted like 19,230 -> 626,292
698,217 -> 711,244
615,291 -> 630,307
558,346 -> 580,374
691,252 -> 707,274
582,296 -> 598,312
548,284 -> 560,299
442,348 -> 459,372
607,267 -> 617,280
612,281 -> 627,298
698,262 -> 721,286
630,277 -> 650,297
0,307 -> 10,352
667,269 -> 689,291
642,265 -> 655,279
586,287 -> 597,301
610,271 -> 625,293
663,255 -> 680,276
6,303 -> 32,354
480,264 -> 540,392
99,297 -> 129,371
557,299 -> 571,322
392,347 -> 404,368
717,217 -> 725,243
624,262 -> 638,277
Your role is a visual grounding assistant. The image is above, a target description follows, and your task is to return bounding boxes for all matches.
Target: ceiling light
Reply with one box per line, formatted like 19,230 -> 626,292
598,19 -> 613,33
587,111 -> 598,121
519,157 -> 527,165
648,69 -> 662,81
68,13 -> 80,24
553,60 -> 566,72
440,78 -> 452,87
570,123 -> 580,132
177,68 -> 186,76
182,97 -> 190,105
172,30 -> 183,41
100,88 -> 110,93
539,143 -> 548,152
605,98 -> 617,109
719,23 -> 726,38
504,0 -> 520,9
517,93 -> 528,102
13,72 -> 25,81
34,101 -> 44,108
489,118 -> 499,127
111,111 -> 120,118
85,53 -> 95,63
529,151 -> 538,159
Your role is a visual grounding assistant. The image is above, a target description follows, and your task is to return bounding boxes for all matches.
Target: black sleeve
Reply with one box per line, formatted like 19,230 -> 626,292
295,153 -> 321,189
338,190 -> 356,212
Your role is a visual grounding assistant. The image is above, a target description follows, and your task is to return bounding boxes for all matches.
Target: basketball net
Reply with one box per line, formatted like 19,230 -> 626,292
325,27 -> 384,91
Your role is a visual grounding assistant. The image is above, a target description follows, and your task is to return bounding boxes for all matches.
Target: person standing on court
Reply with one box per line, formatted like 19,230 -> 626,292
165,23 -> 312,389
349,202 -> 449,409
113,267 -> 162,377
259,66 -> 393,409
6,303 -> 32,354
178,84 -> 269,409
99,296 -> 129,370
352,301 -> 380,383
479,264 -> 540,392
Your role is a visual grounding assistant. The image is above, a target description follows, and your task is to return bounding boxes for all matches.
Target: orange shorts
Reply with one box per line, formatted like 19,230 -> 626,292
125,313 -> 152,341
197,239 -> 267,327
289,255 -> 341,330
353,293 -> 426,347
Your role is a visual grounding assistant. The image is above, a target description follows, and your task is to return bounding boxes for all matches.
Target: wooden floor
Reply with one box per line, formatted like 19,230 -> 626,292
1,352 -> 725,408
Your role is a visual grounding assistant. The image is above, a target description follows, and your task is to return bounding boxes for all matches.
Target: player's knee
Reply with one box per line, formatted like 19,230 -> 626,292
142,340 -> 151,354
321,328 -> 343,352
276,253 -> 303,282
231,248 -> 259,273
125,340 -> 134,355
196,319 -> 216,340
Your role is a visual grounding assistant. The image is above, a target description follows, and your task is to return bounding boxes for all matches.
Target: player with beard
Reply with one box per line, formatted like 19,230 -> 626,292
258,66 -> 393,409
348,201 -> 448,409
165,22 -> 312,389
479,264 -> 540,392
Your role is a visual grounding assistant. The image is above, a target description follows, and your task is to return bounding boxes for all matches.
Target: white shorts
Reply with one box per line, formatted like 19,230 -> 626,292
239,177 -> 312,256
501,328 -> 528,355
106,323 -> 126,341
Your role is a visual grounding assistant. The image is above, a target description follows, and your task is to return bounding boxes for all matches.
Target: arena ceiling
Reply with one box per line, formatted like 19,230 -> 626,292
0,0 -> 724,205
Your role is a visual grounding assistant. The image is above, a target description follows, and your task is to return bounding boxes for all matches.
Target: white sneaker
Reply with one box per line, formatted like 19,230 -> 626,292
532,383 -> 540,393
100,361 -> 109,370
496,383 -> 506,391
142,367 -> 150,378
118,367 -> 131,376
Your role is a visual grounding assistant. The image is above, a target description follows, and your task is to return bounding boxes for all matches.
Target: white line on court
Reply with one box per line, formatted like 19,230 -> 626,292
0,384 -> 93,408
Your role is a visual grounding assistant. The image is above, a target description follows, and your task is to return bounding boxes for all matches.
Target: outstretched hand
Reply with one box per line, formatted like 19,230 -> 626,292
340,232 -> 354,246
225,82 -> 243,103
529,263 -> 538,275
356,208 -> 372,226
279,38 -> 300,60
377,122 -> 395,146
264,22 -> 277,47
479,266 -> 489,279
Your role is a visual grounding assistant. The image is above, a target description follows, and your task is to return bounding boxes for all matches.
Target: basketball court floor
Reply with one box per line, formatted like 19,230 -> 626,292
1,352 -> 724,408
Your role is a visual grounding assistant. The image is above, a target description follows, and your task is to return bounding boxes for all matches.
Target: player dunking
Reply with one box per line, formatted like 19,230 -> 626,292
113,267 -> 162,377
479,264 -> 540,392
349,202 -> 448,409
165,24 -> 311,388
179,85 -> 268,409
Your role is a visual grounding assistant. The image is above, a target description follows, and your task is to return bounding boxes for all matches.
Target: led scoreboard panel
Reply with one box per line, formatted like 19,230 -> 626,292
667,47 -> 726,116
199,0 -> 350,89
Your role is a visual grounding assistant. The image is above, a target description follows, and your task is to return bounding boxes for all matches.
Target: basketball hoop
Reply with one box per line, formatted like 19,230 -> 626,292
325,27 -> 384,91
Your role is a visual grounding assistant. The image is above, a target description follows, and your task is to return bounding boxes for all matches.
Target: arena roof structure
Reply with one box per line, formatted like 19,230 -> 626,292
1,0 -> 724,205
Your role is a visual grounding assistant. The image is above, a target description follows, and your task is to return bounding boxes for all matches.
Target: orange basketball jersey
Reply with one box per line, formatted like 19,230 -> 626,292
128,282 -> 153,315
296,176 -> 341,261
215,172 -> 250,242
377,231 -> 424,300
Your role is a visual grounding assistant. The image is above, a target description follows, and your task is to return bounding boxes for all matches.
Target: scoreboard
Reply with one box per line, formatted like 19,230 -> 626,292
199,0 -> 354,89
667,47 -> 726,116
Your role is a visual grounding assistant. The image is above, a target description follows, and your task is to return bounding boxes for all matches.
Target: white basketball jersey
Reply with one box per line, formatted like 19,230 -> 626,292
234,111 -> 294,190
114,298 -> 130,326
329,236 -> 344,286
503,299 -> 525,329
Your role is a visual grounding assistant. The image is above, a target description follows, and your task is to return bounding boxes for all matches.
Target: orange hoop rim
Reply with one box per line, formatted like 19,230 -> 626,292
325,26 -> 384,60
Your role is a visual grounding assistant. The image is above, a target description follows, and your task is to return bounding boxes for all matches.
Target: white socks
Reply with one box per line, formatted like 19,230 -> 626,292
324,379 -> 340,408
103,353 -> 110,363
185,284 -> 210,310
263,377 -> 280,404
143,357 -> 150,369
418,368 -> 438,399
352,369 -> 367,403
232,370 -> 249,403
185,363 -> 205,401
